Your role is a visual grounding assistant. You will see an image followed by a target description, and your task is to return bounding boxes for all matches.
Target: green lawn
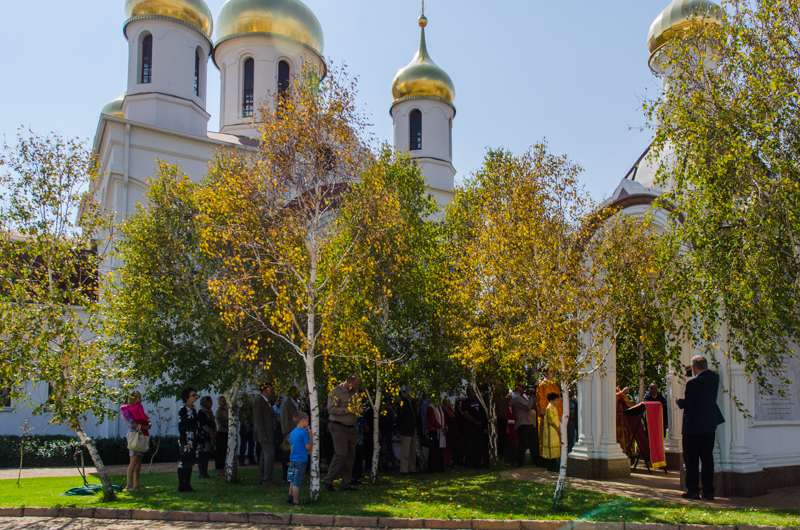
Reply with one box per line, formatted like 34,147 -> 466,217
1,467 -> 798,527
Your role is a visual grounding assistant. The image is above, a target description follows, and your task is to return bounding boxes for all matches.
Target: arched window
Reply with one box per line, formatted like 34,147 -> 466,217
278,60 -> 290,94
141,34 -> 153,84
243,58 -> 255,117
410,109 -> 422,151
194,49 -> 201,96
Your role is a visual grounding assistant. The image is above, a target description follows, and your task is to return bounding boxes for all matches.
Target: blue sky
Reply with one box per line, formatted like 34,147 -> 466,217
0,1 -> 667,201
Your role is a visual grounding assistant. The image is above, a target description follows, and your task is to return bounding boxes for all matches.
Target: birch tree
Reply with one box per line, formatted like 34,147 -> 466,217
447,145 -> 658,506
646,0 -> 800,390
0,129 -> 125,501
325,147 -> 445,483
197,64 -> 380,500
106,163 -> 263,483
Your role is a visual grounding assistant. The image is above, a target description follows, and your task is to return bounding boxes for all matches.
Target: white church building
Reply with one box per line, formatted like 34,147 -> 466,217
2,0 -> 798,497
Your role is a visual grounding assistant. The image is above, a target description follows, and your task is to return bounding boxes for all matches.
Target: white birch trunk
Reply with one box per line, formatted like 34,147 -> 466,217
638,341 -> 645,402
471,380 -> 498,469
306,229 -> 321,500
225,373 -> 244,483
371,362 -> 381,484
486,389 -> 498,469
75,425 -> 116,501
552,380 -> 571,508
306,358 -> 321,500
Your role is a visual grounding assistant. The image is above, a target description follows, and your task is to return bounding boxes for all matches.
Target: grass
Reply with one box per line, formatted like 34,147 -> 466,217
1,467 -> 798,526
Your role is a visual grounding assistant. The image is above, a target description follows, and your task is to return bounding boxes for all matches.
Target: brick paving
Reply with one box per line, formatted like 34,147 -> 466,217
0,517 -> 329,530
501,467 -> 800,511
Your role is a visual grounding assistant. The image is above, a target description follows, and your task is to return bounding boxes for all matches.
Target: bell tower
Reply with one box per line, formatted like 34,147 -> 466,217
122,0 -> 214,136
390,6 -> 456,210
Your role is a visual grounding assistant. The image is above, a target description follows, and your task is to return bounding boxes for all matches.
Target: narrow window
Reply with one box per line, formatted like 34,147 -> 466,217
410,109 -> 422,151
141,34 -> 153,84
0,382 -> 10,408
278,60 -> 290,94
243,58 -> 255,117
194,49 -> 201,96
449,118 -> 453,159
46,382 -> 56,407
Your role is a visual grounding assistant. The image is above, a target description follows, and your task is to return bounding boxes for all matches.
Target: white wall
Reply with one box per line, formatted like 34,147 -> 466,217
392,98 -> 456,209
123,19 -> 212,136
215,35 -> 323,137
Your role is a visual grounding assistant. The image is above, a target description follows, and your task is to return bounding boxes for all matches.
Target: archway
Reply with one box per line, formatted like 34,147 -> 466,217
566,179 -> 691,479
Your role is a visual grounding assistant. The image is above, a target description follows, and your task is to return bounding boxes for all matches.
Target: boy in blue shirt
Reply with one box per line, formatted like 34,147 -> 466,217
287,411 -> 312,506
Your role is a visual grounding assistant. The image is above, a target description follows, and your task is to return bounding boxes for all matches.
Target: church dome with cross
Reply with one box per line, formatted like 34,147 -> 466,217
391,13 -> 456,107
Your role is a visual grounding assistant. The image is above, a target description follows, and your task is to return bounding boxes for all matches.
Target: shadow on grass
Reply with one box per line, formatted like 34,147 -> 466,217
1,467 -> 799,526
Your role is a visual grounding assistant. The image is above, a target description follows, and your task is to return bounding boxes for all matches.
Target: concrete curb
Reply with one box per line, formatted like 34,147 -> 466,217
0,508 -> 792,530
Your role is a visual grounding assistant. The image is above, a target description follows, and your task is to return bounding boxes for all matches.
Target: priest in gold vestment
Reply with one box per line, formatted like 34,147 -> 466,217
536,368 -> 563,459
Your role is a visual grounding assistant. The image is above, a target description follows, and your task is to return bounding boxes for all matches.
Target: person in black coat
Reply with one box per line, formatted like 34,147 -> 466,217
394,388 -> 418,474
676,355 -> 725,500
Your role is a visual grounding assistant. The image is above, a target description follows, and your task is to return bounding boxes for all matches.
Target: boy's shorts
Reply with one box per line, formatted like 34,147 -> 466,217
288,461 -> 307,488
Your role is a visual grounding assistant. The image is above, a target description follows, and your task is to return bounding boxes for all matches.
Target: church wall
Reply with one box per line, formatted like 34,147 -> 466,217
215,36 -> 323,137
392,99 -> 454,165
0,305 -> 186,443
391,98 -> 456,211
125,20 -> 210,110
123,19 -> 212,137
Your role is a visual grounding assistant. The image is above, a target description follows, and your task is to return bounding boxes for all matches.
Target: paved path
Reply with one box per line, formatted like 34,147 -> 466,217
501,467 -> 800,511
0,463 -> 179,481
0,518 -> 333,530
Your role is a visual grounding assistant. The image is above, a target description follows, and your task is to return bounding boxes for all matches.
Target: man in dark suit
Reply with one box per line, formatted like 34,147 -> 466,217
676,356 -> 725,500
253,382 -> 279,487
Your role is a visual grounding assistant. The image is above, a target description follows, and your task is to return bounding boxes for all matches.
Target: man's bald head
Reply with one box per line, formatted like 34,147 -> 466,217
345,374 -> 360,391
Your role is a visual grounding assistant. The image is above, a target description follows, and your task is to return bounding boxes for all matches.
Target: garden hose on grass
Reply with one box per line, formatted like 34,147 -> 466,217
62,449 -> 121,496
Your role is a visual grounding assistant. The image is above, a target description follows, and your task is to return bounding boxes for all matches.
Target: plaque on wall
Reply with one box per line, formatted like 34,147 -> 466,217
754,355 -> 800,422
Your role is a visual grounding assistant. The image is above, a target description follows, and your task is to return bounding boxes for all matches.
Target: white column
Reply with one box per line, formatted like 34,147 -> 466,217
570,369 -> 596,459
664,363 -> 684,454
664,337 -> 693,454
725,360 -> 762,473
598,336 -> 628,460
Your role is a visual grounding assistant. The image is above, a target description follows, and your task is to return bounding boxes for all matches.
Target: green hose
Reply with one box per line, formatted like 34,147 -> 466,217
62,449 -> 121,496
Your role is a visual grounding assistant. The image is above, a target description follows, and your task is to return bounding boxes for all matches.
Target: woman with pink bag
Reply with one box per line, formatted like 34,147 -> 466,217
120,391 -> 151,492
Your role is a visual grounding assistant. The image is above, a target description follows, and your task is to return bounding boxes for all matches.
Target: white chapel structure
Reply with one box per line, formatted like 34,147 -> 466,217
567,0 -> 800,497
2,0 -> 797,498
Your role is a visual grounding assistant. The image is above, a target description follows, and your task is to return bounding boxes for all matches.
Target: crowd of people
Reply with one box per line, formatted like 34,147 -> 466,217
120,369 -> 584,496
121,357 -> 725,502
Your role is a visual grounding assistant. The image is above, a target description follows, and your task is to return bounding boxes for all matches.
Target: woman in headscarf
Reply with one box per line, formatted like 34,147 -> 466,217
120,390 -> 151,491
215,395 -> 229,476
178,387 -> 199,492
196,395 -> 217,479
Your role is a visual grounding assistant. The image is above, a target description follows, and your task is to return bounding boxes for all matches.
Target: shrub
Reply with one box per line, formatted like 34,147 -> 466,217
0,435 -> 180,469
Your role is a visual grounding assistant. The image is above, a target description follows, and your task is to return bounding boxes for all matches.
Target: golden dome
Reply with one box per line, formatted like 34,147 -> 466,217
647,0 -> 722,56
214,0 -> 324,57
391,15 -> 455,106
101,94 -> 126,119
124,0 -> 214,39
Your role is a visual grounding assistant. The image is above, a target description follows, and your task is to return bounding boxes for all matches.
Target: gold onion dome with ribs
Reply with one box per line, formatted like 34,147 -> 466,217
215,0 -> 325,56
647,0 -> 723,56
391,14 -> 455,105
101,94 -> 126,119
124,0 -> 214,39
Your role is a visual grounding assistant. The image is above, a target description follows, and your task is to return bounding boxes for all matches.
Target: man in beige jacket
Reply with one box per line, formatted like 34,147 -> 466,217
323,374 -> 361,491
